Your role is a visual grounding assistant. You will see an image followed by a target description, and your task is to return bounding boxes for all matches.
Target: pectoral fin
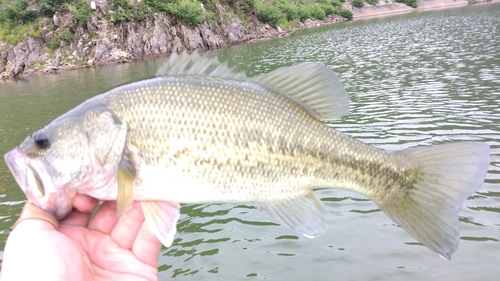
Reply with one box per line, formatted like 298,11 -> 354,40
117,144 -> 140,216
117,166 -> 135,216
256,191 -> 328,238
142,201 -> 181,247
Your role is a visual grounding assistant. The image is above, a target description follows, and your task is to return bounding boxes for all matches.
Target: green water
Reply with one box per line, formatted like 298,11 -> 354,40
1,3 -> 499,280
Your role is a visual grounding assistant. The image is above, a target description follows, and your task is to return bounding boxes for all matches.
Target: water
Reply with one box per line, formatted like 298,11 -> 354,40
1,3 -> 499,280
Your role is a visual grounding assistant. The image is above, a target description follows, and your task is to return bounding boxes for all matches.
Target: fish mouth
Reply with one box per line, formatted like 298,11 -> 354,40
4,149 -> 29,194
4,148 -> 72,220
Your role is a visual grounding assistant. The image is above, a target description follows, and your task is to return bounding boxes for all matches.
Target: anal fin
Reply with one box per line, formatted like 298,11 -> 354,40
257,191 -> 328,238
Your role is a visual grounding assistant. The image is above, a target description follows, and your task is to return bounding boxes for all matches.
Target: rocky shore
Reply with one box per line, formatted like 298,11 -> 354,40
0,2 -> 348,80
0,0 -> 498,79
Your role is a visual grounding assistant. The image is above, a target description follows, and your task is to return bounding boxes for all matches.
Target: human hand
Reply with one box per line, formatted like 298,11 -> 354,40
1,195 -> 162,281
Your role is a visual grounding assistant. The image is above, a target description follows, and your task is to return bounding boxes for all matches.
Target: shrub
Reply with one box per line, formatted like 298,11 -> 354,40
28,25 -> 43,38
365,0 -> 379,4
282,4 -> 299,21
395,0 -> 417,7
297,5 -> 311,21
244,0 -> 257,9
257,4 -> 286,27
166,0 -> 204,26
37,0 -> 56,17
58,29 -> 74,42
338,8 -> 353,19
311,6 -> 326,20
21,9 -> 38,23
1,0 -> 29,24
48,36 -> 59,50
70,0 -> 92,26
320,4 -> 336,15
352,0 -> 364,7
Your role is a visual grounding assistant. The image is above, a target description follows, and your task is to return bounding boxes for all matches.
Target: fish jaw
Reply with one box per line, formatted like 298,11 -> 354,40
4,148 -> 75,220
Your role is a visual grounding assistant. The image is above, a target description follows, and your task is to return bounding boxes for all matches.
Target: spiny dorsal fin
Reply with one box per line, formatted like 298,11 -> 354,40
251,63 -> 350,121
156,51 -> 247,80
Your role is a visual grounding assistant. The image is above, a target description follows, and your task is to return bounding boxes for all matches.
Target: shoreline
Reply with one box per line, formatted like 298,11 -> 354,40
353,0 -> 500,20
2,0 -> 499,80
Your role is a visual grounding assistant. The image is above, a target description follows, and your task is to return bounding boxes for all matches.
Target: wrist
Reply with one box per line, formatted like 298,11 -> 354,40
13,202 -> 60,230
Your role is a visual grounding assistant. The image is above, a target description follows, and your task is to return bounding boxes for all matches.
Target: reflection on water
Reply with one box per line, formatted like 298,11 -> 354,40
1,3 -> 500,280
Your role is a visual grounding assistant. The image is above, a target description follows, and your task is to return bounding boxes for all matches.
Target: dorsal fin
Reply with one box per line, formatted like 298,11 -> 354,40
251,63 -> 350,121
156,51 -> 247,80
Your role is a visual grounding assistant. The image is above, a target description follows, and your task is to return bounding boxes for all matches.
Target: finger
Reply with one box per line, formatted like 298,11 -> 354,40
132,220 -> 162,267
110,202 -> 144,250
88,201 -> 120,234
60,209 -> 92,227
72,194 -> 99,214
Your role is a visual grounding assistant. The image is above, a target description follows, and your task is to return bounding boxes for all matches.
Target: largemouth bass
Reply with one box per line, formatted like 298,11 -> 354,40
4,51 -> 490,260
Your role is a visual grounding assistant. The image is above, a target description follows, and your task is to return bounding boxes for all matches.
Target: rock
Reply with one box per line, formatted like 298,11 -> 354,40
114,49 -> 130,62
25,38 -> 42,70
259,24 -> 280,39
179,25 -> 205,50
117,22 -> 145,59
51,49 -> 61,69
94,38 -> 113,62
53,12 -> 72,28
169,26 -> 184,53
0,49 -> 8,74
95,0 -> 108,14
43,31 -> 55,43
38,53 -> 50,64
87,16 -> 99,32
72,51 -> 81,62
53,12 -> 61,27
199,22 -> 224,49
9,42 -> 29,76
143,15 -> 168,56
221,16 -> 248,45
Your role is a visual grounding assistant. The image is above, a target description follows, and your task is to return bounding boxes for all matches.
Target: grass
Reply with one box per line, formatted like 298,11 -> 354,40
0,23 -> 32,45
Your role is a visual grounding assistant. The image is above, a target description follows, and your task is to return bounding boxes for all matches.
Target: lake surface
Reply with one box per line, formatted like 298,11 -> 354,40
1,3 -> 499,280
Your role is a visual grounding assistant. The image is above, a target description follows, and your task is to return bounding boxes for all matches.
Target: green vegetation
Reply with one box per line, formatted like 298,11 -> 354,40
165,0 -> 205,26
0,0 -> 38,25
70,0 -> 92,26
143,0 -> 205,25
338,8 -> 353,19
352,0 -> 364,7
0,0 -> 82,45
352,0 -> 378,6
255,0 -> 347,28
395,0 -> 417,8
47,29 -> 74,50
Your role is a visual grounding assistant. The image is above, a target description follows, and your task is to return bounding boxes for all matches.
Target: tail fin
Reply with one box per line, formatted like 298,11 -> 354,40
381,142 -> 490,259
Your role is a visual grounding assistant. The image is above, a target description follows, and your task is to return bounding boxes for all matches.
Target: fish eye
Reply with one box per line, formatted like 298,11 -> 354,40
34,131 -> 51,150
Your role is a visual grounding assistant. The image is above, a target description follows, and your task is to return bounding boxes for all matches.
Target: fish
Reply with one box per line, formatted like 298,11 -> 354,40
4,51 -> 490,260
